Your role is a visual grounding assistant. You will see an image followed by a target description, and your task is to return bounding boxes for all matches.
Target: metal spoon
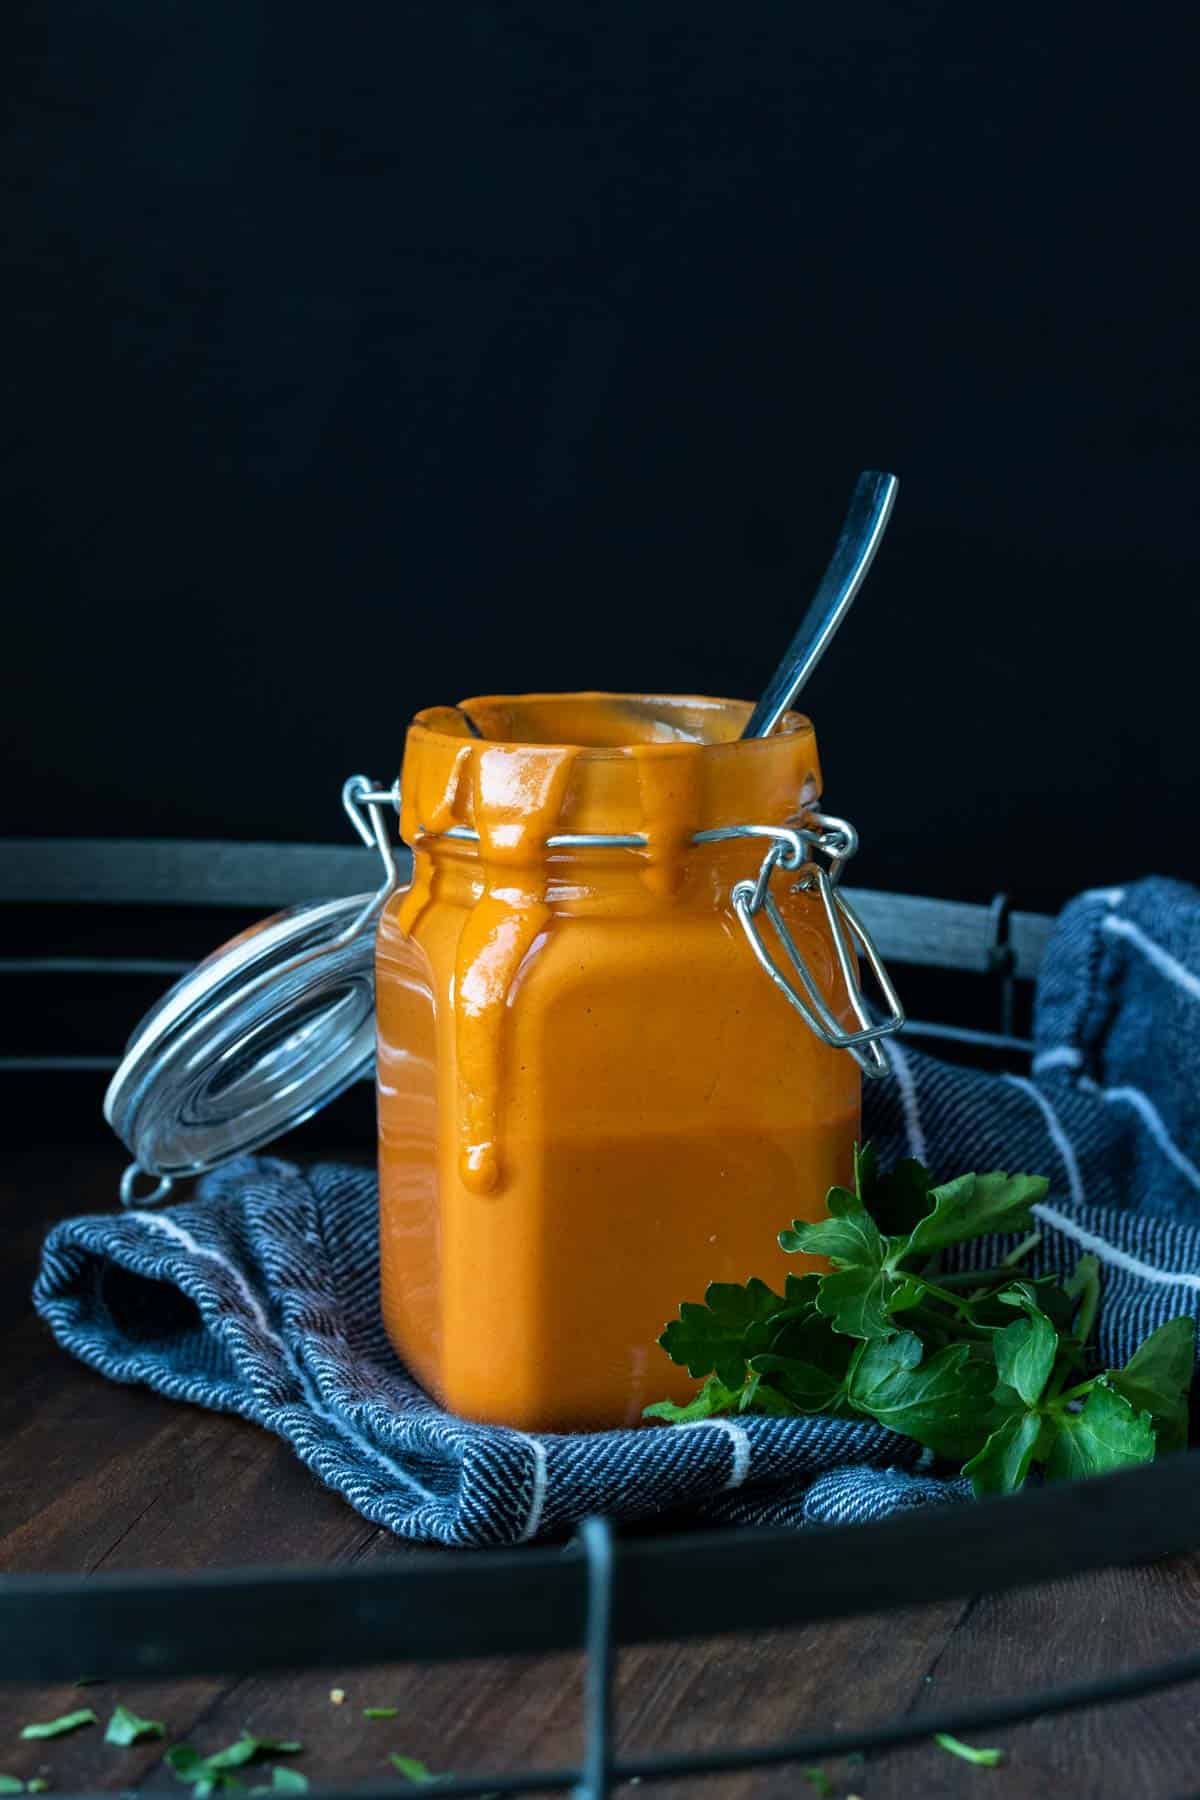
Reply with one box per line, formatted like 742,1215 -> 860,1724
741,470 -> 899,739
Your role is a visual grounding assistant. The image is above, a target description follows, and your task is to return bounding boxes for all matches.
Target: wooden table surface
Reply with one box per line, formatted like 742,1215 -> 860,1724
3,1145 -> 1200,1800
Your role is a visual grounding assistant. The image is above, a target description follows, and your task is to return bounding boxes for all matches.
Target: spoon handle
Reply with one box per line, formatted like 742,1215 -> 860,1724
741,470 -> 899,739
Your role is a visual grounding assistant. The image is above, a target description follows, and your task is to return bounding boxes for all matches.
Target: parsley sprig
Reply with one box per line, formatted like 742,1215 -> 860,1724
168,1734 -> 303,1798
646,1145 -> 1195,1492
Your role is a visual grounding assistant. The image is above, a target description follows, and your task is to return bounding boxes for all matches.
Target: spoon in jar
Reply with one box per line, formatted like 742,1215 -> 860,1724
740,469 -> 899,739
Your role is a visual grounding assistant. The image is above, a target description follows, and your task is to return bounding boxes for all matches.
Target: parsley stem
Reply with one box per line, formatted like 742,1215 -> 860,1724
1044,1342 -> 1091,1403
916,1235 -> 1041,1295
912,1276 -> 979,1317
1000,1229 -> 1043,1267
931,1267 -> 1022,1291
1052,1377 -> 1096,1407
1074,1274 -> 1101,1350
909,1303 -> 992,1342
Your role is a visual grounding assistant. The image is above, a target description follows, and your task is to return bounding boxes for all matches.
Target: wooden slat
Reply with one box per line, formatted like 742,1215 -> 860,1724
1009,907 -> 1056,979
844,890 -> 1054,980
1,841 -> 1057,978
0,840 -> 396,909
842,889 -> 1002,975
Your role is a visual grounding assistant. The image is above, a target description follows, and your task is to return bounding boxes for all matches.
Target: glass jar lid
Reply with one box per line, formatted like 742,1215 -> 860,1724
104,778 -> 402,1190
104,893 -> 380,1180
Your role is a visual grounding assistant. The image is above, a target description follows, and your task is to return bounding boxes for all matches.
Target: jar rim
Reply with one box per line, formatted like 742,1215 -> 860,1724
410,692 -> 814,757
400,693 -> 823,849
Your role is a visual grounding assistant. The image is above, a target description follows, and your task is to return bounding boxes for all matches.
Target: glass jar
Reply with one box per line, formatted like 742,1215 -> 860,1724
104,692 -> 902,1433
375,693 -> 899,1430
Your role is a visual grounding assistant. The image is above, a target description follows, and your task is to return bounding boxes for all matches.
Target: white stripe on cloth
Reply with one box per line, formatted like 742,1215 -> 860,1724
1033,1046 -> 1083,1074
1033,1201 -> 1200,1293
129,1211 -> 437,1503
1003,1075 -> 1085,1209
684,1418 -> 752,1489
517,1436 -> 549,1542
884,1036 -> 928,1165
1103,915 -> 1200,1005
1078,1078 -> 1200,1194
130,1209 -> 276,1337
1084,887 -> 1126,908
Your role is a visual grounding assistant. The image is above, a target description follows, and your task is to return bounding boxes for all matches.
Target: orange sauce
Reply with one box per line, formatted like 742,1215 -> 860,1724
377,694 -> 859,1431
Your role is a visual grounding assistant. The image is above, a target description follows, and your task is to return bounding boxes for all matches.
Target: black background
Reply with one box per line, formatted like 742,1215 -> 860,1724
4,2 -> 1197,911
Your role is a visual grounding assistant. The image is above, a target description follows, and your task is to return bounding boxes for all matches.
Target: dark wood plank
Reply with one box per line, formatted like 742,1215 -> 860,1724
858,1554 -> 1200,1799
0,1145 -> 389,1790
0,1615 -> 975,1798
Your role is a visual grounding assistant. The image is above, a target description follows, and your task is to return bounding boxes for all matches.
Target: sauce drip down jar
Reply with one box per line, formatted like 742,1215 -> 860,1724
106,692 -> 903,1432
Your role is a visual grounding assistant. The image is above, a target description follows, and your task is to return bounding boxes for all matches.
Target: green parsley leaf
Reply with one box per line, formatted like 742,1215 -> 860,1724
362,1709 -> 400,1721
780,1271 -> 823,1308
865,1155 -> 937,1238
814,1263 -> 899,1339
389,1756 -> 435,1784
20,1710 -> 97,1740
735,1375 -> 802,1416
218,1740 -> 301,1769
748,1312 -> 857,1412
1107,1315 -> 1195,1455
904,1171 -> 1047,1259
781,1205 -> 884,1266
643,1373 -> 744,1423
1022,1276 -> 1076,1333
169,1736 -> 302,1795
658,1278 -> 787,1388
167,1746 -> 206,1782
886,1276 -> 925,1316
1045,1380 -> 1156,1481
0,1779 -> 26,1795
105,1705 -> 166,1746
250,1771 -> 309,1794
747,1353 -> 847,1411
993,1292 -> 1057,1406
847,1332 -> 994,1460
934,1732 -> 1004,1766
963,1408 -> 1044,1496
26,1785 -> 49,1795
801,1768 -> 833,1795
782,1207 -> 900,1340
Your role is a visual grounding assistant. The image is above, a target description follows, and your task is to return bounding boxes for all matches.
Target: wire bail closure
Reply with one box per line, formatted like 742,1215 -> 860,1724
340,774 -> 403,916
728,813 -> 904,1079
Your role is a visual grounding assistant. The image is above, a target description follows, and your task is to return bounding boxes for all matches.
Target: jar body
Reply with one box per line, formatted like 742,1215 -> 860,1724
376,695 -> 860,1432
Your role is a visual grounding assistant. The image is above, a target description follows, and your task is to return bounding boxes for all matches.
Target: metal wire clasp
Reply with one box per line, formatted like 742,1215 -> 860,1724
340,773 -> 402,924
729,812 -> 904,1080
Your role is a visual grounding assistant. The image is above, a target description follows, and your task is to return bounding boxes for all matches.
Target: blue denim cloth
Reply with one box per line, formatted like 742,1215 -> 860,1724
34,879 -> 1200,1545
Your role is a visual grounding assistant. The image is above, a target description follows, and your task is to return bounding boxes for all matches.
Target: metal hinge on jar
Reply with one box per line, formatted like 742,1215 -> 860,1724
713,816 -> 905,1079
